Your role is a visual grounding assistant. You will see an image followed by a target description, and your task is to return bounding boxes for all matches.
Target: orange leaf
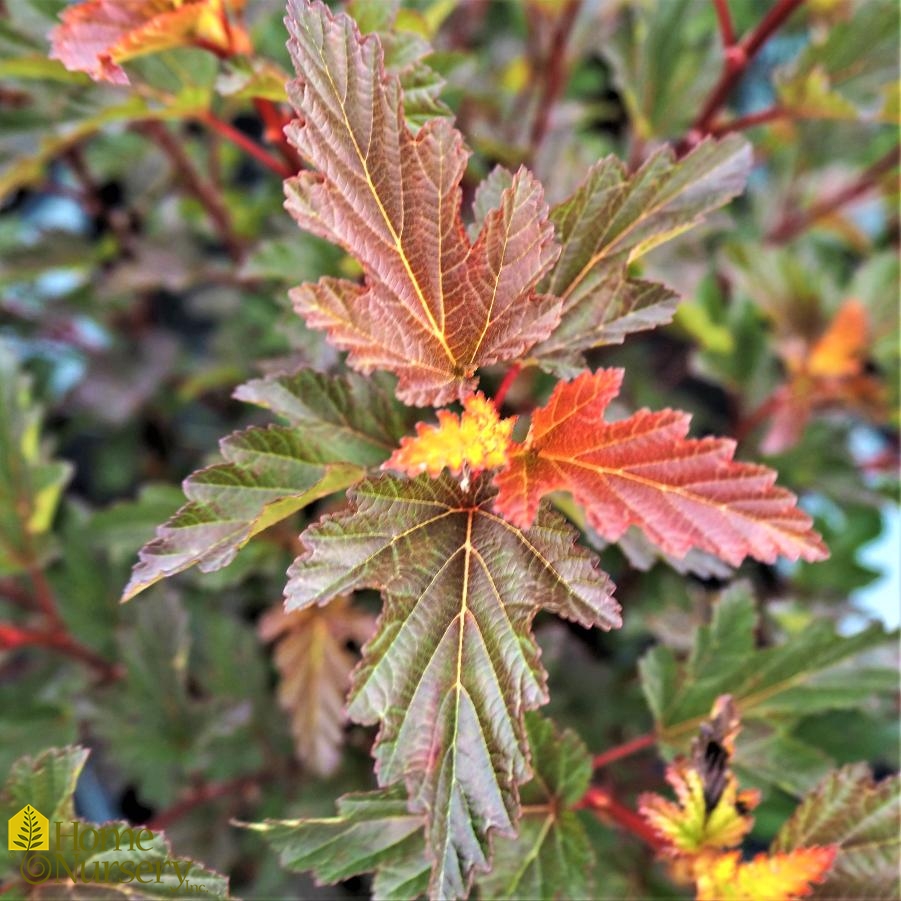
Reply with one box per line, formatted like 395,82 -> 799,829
50,0 -> 249,85
807,299 -> 869,378
493,370 -> 828,566
383,394 -> 515,478
695,846 -> 838,901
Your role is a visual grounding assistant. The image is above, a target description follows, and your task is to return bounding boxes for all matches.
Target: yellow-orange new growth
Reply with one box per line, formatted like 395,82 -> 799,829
384,395 -> 515,478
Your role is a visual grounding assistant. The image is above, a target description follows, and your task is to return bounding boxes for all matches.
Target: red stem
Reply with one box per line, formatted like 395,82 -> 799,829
767,145 -> 899,242
683,0 -> 806,147
578,786 -> 666,851
492,364 -> 522,411
710,104 -> 787,136
528,0 -> 581,161
254,98 -> 303,172
147,773 -> 267,831
197,112 -> 293,178
712,0 -> 736,48
592,732 -> 656,769
139,121 -> 245,262
0,623 -> 122,683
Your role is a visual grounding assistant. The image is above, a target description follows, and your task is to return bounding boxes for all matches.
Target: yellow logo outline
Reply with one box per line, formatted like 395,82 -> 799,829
8,805 -> 49,852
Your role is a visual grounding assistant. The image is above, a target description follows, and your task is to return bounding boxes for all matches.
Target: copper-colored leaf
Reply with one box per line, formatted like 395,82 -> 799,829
259,597 -> 375,777
493,369 -> 828,566
49,0 -> 249,85
285,473 -> 619,898
284,0 -> 561,405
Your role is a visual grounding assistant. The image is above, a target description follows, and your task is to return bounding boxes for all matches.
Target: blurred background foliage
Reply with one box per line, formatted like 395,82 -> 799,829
0,0 -> 898,897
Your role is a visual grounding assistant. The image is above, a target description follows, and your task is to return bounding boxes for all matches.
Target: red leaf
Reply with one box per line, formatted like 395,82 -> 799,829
493,369 -> 828,566
49,0 -> 249,85
284,0 -> 561,405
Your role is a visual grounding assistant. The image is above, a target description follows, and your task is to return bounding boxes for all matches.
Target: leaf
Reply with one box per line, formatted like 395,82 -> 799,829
475,714 -> 596,900
531,137 -> 751,373
773,765 -> 901,899
49,0 -> 250,85
122,425 -> 364,601
383,394 -> 514,477
695,847 -> 838,901
232,369 -> 418,468
639,584 -> 895,753
0,746 -> 88,827
639,697 -> 760,857
0,347 -> 72,575
774,2 -> 900,122
258,597 -> 375,777
493,369 -> 828,566
284,0 -> 561,405
285,472 -> 620,898
248,786 -> 431,901
248,713 -> 593,900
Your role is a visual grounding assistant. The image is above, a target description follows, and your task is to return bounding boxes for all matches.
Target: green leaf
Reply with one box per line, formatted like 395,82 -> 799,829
122,425 -> 365,601
773,764 -> 901,899
0,746 -> 87,827
0,347 -> 72,574
248,713 -> 594,900
286,473 -> 620,898
233,370 -> 418,468
775,2 -> 900,122
0,745 -> 230,897
603,0 -> 719,140
476,714 -> 595,900
640,584 -> 895,754
247,786 -> 430,901
532,137 -> 751,374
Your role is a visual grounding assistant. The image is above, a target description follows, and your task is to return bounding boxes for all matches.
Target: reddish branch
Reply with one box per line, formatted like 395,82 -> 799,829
592,732 -> 656,769
147,772 -> 269,831
197,112 -> 293,178
138,121 -> 245,262
492,364 -> 522,411
710,105 -> 788,136
680,0 -> 806,150
253,98 -> 303,172
0,622 -> 122,683
767,145 -> 900,242
579,786 -> 666,851
1,564 -> 122,683
528,0 -> 581,160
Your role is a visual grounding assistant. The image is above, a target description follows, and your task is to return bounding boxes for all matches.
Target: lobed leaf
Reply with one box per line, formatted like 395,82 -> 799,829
248,786 -> 431,901
49,0 -> 249,85
233,369 -> 418,467
284,0 -> 561,405
122,425 -> 363,601
493,369 -> 828,566
258,597 -> 375,777
532,137 -> 751,373
286,472 -> 619,898
639,585 -> 895,753
475,714 -> 596,900
773,765 -> 901,899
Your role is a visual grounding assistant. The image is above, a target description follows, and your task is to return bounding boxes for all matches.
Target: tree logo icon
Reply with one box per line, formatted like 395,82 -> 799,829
8,805 -> 49,851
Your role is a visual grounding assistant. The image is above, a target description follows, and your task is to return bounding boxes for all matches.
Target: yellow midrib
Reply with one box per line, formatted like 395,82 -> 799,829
311,26 -> 456,366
